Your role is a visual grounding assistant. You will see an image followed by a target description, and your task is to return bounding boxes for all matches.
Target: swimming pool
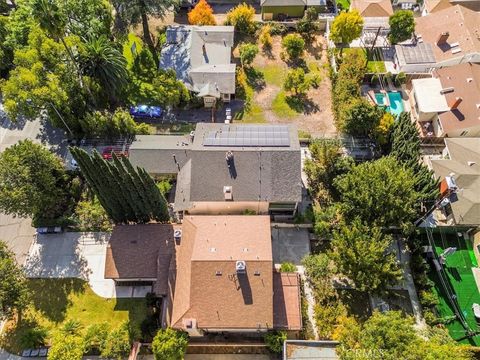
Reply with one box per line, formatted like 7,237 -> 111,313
374,91 -> 404,116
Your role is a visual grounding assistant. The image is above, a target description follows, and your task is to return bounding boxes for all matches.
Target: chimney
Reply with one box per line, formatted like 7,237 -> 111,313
450,97 -> 463,110
437,32 -> 450,45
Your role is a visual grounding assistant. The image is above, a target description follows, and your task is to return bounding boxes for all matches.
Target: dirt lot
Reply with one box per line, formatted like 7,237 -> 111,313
237,34 -> 337,137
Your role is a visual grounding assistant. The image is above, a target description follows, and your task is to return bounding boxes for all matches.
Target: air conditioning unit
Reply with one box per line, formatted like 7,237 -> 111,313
236,260 -> 246,274
224,186 -> 232,201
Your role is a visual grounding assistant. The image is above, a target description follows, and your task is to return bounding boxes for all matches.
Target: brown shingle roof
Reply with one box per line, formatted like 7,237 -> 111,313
170,216 -> 275,330
415,5 -> 480,63
350,0 -> 393,17
104,224 -> 177,294
273,272 -> 302,330
434,63 -> 480,133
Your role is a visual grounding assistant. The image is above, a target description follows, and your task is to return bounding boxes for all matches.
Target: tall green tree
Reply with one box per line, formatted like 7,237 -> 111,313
331,219 -> 402,293
80,36 -> 128,99
70,147 -> 169,224
340,98 -> 383,137
0,241 -> 29,319
152,328 -> 188,360
390,112 -> 439,205
388,10 -> 414,44
113,0 -> 179,62
284,67 -> 311,95
0,140 -> 68,218
334,156 -> 418,231
335,311 -> 474,360
330,10 -> 363,45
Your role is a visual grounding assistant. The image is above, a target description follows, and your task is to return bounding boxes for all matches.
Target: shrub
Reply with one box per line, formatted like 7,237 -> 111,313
395,71 -> 407,86
297,9 -> 319,42
84,323 -> 109,353
280,262 -> 297,272
281,33 -> 305,60
239,43 -> 259,67
152,328 -> 189,360
188,0 -> 216,25
225,3 -> 255,34
284,68 -> 311,95
259,25 -> 273,49
61,320 -> 82,336
48,334 -> 84,360
73,194 -> 113,232
157,179 -> 173,196
20,327 -> 48,349
264,331 -> 287,353
101,323 -> 132,360
269,22 -> 287,35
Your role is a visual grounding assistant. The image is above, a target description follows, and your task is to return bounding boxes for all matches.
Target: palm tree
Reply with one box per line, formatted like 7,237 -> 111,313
81,37 -> 128,99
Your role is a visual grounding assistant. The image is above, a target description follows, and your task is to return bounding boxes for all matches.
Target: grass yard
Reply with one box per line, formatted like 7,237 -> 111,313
341,48 -> 386,73
0,279 -> 148,354
272,91 -> 300,118
261,64 -> 286,87
426,231 -> 480,346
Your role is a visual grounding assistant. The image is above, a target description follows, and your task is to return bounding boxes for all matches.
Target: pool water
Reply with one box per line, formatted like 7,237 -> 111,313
374,91 -> 404,116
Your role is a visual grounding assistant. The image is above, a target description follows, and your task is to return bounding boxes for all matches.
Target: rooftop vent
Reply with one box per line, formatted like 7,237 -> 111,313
467,78 -> 473,83
224,186 -> 232,201
174,229 -> 182,241
440,87 -> 454,94
236,260 -> 246,274
451,48 -> 462,55
210,247 -> 217,253
468,161 -> 476,166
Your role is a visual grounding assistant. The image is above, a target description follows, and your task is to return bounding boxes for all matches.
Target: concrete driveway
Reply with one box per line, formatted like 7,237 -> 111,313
271,226 -> 311,265
0,214 -> 35,265
23,232 -> 149,298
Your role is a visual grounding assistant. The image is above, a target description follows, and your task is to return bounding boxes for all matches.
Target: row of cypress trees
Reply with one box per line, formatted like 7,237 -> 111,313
390,112 -> 440,208
70,147 -> 169,224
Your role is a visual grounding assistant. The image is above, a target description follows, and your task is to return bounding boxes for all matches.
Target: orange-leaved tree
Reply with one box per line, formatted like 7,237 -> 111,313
188,0 -> 216,25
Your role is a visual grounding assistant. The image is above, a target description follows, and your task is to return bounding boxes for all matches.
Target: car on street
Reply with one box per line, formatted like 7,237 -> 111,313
102,147 -> 129,160
129,105 -> 163,120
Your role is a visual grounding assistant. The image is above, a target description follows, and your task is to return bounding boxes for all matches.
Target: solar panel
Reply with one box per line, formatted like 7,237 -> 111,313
202,125 -> 290,147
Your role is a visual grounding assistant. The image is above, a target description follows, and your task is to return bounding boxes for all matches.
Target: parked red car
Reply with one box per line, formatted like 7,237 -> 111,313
102,147 -> 129,160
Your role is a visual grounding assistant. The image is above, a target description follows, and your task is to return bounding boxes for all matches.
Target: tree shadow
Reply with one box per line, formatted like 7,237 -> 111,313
306,39 -> 323,60
244,67 -> 265,91
262,46 -> 275,60
285,95 -> 319,115
35,118 -> 68,157
0,316 -> 42,354
26,278 -> 86,323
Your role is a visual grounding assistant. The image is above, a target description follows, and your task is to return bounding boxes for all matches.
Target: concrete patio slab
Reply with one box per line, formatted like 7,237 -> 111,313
271,226 -> 311,265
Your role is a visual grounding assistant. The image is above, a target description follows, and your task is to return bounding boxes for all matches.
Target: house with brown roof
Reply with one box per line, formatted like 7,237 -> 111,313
104,216 -> 302,336
167,215 -> 302,335
350,0 -> 394,17
422,0 -> 480,15
422,138 -> 480,228
410,62 -> 480,137
415,5 -> 480,67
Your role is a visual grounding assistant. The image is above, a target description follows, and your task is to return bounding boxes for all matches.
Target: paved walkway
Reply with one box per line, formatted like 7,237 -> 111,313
24,232 -> 149,298
298,266 -> 319,340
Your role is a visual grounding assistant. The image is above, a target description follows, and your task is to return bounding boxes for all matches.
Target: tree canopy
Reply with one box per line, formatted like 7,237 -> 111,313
225,3 -> 255,34
339,98 -> 383,137
388,10 -> 415,44
188,0 -> 216,25
331,219 -> 402,293
239,42 -> 258,67
334,156 -> 418,231
0,140 -> 68,219
284,68 -> 311,95
334,311 -> 474,360
152,328 -> 188,360
0,241 -> 29,319
330,10 -> 364,44
70,147 -> 170,224
281,33 -> 305,59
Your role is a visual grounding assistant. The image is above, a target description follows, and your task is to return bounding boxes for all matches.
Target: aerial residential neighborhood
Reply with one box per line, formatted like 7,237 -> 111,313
0,0 -> 479,359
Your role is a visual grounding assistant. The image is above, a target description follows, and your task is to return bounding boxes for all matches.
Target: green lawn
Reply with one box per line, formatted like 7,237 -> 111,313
427,231 -> 480,346
260,64 -> 286,87
1,279 -> 148,354
272,91 -> 300,118
342,48 -> 386,73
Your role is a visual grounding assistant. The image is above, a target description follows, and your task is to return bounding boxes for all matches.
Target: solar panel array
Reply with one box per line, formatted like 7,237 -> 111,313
402,43 -> 435,64
203,125 -> 290,147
